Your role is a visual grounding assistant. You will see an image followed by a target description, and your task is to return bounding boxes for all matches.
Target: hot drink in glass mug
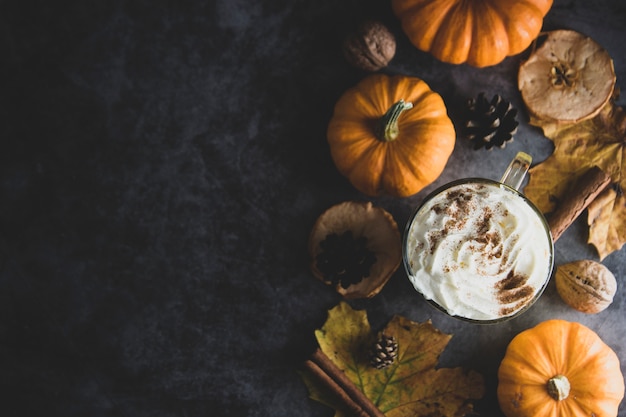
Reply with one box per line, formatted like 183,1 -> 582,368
403,152 -> 554,323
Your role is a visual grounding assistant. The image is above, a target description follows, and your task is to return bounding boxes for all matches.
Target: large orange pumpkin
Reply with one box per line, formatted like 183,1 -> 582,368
498,320 -> 625,417
391,0 -> 554,67
327,74 -> 455,198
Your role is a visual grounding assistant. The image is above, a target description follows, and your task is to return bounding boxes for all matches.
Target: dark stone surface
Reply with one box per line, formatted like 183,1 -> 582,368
1,1 -> 625,416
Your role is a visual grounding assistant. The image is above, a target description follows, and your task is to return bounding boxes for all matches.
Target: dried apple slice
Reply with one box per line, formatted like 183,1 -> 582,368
308,201 -> 401,299
518,30 -> 616,123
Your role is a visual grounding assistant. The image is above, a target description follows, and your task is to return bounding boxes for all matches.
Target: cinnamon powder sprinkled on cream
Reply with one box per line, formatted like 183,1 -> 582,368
405,182 -> 552,321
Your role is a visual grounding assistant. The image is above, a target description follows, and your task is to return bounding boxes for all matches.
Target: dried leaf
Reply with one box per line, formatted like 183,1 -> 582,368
587,186 -> 626,259
524,102 -> 626,259
300,302 -> 485,417
308,201 -> 402,299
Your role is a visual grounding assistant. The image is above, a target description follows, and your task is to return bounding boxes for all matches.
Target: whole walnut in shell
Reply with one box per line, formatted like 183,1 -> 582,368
555,260 -> 617,314
342,20 -> 396,71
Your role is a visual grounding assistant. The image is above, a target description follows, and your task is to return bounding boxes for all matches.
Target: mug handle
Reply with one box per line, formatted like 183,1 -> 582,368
500,152 -> 532,191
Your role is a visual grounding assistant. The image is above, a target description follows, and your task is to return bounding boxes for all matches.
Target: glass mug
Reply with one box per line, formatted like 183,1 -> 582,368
403,152 -> 554,324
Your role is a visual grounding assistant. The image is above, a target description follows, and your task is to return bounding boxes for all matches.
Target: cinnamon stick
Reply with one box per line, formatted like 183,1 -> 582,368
547,166 -> 611,242
303,348 -> 385,417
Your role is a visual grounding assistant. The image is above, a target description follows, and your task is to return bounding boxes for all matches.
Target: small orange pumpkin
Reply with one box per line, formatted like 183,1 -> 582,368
391,0 -> 554,67
327,74 -> 455,197
498,319 -> 625,417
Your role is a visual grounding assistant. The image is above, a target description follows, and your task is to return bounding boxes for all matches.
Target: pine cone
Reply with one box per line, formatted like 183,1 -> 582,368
315,231 -> 377,289
369,334 -> 398,369
463,93 -> 519,150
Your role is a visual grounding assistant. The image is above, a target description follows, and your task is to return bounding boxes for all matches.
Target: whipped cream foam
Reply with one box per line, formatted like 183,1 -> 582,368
404,181 -> 553,321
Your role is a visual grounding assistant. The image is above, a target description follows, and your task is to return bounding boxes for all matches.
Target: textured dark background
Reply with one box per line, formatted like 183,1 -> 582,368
1,1 -> 625,416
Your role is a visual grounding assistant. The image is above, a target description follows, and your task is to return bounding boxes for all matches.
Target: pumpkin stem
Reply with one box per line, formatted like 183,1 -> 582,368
547,374 -> 571,401
377,100 -> 413,142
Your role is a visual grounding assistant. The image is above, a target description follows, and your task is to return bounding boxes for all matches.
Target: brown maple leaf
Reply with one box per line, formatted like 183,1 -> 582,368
524,101 -> 626,260
300,302 -> 484,417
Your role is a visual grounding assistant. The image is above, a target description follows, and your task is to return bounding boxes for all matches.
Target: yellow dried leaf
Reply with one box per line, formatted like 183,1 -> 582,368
300,302 -> 484,417
524,102 -> 626,259
587,187 -> 626,259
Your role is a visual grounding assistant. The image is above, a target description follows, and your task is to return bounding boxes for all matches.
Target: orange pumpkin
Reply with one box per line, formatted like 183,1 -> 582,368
498,320 -> 625,417
391,0 -> 554,67
327,74 -> 455,197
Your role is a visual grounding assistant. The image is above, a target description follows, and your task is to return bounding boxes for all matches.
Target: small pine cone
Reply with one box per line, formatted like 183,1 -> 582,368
369,334 -> 398,369
463,93 -> 519,150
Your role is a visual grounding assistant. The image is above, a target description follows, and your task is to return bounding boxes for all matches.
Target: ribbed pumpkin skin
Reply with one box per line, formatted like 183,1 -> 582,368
497,320 -> 625,417
391,0 -> 553,67
327,74 -> 455,198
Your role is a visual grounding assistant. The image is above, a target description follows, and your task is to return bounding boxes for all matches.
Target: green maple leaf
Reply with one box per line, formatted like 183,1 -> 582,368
300,302 -> 485,417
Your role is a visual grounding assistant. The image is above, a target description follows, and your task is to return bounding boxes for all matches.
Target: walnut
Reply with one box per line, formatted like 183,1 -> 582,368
555,260 -> 617,314
342,21 -> 396,72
